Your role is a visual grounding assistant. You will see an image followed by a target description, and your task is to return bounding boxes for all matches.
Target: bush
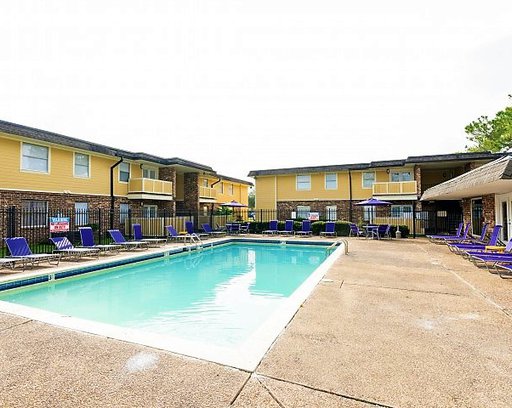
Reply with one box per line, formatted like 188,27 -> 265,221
389,225 -> 410,238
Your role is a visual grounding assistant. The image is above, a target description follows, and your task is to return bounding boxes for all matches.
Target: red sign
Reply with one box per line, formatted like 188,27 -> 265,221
50,217 -> 70,232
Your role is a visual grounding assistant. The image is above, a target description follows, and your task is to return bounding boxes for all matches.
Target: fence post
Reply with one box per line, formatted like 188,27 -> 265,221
7,206 -> 16,238
412,201 -> 417,239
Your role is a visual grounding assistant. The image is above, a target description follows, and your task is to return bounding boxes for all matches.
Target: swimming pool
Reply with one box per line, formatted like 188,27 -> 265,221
0,241 -> 344,370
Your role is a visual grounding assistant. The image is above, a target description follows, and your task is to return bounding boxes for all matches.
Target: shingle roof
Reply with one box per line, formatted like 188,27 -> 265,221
247,152 -> 502,177
421,155 -> 512,201
0,119 -> 214,172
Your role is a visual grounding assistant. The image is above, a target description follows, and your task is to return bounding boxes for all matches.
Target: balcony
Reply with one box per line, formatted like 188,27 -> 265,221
199,186 -> 217,201
127,178 -> 173,201
372,181 -> 418,200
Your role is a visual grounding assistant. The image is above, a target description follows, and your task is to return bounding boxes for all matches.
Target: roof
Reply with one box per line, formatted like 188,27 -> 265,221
247,152 -> 503,177
217,174 -> 253,186
421,155 -> 512,201
0,119 -> 214,172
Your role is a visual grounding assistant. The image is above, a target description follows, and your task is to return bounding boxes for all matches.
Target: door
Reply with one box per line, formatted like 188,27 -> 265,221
471,199 -> 483,236
502,201 -> 509,241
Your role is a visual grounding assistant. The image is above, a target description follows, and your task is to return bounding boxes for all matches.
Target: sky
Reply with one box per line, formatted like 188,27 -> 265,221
1,1 -> 512,182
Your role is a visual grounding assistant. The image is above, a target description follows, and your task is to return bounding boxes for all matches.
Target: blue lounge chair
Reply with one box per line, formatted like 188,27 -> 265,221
377,224 -> 391,239
438,223 -> 471,244
107,230 -> 149,250
348,223 -> 365,238
4,237 -> 60,268
201,223 -> 226,236
50,236 -> 100,260
494,264 -> 512,278
465,238 -> 512,262
79,227 -> 121,254
427,222 -> 464,243
320,222 -> 336,237
165,225 -> 192,243
448,225 -> 501,255
185,220 -> 208,239
239,222 -> 250,234
281,220 -> 295,235
262,220 -> 279,235
0,257 -> 25,271
295,220 -> 312,237
133,224 -> 167,247
226,223 -> 240,234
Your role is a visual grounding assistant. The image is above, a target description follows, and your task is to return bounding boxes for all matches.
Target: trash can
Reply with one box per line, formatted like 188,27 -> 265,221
395,229 -> 402,239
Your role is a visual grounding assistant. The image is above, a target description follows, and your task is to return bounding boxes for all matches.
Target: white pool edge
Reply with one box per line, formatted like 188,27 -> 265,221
0,241 -> 346,371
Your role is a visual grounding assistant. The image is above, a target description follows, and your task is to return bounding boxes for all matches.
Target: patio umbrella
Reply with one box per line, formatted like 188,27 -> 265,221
220,200 -> 248,207
354,197 -> 392,223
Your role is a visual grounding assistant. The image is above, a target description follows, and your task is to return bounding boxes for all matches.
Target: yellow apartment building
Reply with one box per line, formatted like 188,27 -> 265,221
0,120 -> 251,223
248,153 -> 501,225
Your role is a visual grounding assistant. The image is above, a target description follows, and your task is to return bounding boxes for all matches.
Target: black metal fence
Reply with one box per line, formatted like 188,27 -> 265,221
0,206 -> 463,255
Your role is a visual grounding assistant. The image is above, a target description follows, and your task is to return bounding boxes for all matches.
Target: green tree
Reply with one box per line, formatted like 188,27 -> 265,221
248,189 -> 255,209
465,96 -> 512,152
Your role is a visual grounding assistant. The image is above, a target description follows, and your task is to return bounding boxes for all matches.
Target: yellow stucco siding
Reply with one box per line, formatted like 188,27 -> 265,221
255,176 -> 276,209
175,173 -> 184,200
0,134 -> 138,196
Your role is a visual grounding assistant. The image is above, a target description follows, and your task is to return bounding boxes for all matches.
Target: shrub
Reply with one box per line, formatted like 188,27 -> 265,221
389,225 -> 410,238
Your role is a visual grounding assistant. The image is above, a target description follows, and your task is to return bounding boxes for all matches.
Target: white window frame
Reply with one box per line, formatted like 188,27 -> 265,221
391,205 -> 413,217
362,172 -> 375,189
21,142 -> 49,173
143,205 -> 158,218
325,205 -> 337,221
142,167 -> 158,180
390,171 -> 412,182
120,203 -> 130,224
73,152 -> 90,178
228,183 -> 234,195
119,162 -> 130,183
74,202 -> 89,226
217,182 -> 224,194
21,200 -> 48,228
296,175 -> 311,191
363,206 -> 376,222
325,173 -> 337,190
201,178 -> 209,187
297,205 -> 311,219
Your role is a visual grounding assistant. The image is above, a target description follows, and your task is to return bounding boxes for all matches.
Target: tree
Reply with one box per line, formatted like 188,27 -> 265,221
248,189 -> 255,209
465,96 -> 512,152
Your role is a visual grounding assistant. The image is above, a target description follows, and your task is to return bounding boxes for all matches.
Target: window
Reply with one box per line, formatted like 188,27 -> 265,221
325,205 -> 337,221
201,178 -> 209,187
296,175 -> 311,190
217,183 -> 224,194
325,173 -> 337,190
143,205 -> 158,218
75,202 -> 89,226
74,153 -> 90,178
297,205 -> 310,219
120,203 -> 130,224
391,205 -> 413,217
391,171 -> 412,182
21,200 -> 48,227
143,168 -> 157,179
228,184 -> 234,195
363,206 -> 376,222
119,162 -> 130,182
21,143 -> 49,173
362,172 -> 375,189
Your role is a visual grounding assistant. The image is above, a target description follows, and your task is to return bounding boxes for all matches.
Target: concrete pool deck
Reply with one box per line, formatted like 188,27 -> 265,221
1,237 -> 512,407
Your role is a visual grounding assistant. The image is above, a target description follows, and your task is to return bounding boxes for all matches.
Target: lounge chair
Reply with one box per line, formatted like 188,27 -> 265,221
107,230 -> 149,250
281,220 -> 295,236
4,237 -> 61,268
320,221 -> 336,237
0,257 -> 25,271
448,225 -> 501,255
239,222 -> 250,234
226,223 -> 240,234
133,224 -> 167,247
427,222 -> 464,243
348,223 -> 365,238
185,221 -> 208,239
437,223 -> 472,244
165,225 -> 193,243
295,220 -> 312,237
494,264 -> 512,278
79,227 -> 121,254
49,236 -> 100,260
262,220 -> 279,235
201,223 -> 226,236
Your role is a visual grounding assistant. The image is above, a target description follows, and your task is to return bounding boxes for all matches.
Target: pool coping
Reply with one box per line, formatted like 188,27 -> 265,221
0,237 -> 346,371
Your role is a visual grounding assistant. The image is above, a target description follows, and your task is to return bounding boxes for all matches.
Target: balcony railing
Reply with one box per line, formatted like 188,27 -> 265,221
199,186 -> 217,199
128,178 -> 173,195
372,181 -> 417,195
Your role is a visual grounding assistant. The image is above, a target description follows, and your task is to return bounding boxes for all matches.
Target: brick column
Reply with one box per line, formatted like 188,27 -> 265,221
482,194 -> 496,228
159,167 -> 177,212
414,165 -> 422,211
183,172 -> 199,212
462,198 -> 472,225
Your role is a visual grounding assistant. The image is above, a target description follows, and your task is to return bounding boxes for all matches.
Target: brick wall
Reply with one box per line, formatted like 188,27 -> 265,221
482,194 -> 496,228
183,173 -> 199,212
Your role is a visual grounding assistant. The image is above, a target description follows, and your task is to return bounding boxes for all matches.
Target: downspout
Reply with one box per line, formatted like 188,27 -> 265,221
110,157 -> 124,229
348,169 -> 353,222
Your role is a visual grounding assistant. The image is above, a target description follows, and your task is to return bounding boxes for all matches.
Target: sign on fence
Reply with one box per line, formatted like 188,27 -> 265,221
49,217 -> 70,232
308,212 -> 320,221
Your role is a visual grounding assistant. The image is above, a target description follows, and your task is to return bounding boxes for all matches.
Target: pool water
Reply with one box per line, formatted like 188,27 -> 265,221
0,243 -> 329,347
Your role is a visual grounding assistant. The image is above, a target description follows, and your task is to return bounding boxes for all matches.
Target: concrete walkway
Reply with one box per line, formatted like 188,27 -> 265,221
1,238 -> 512,407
